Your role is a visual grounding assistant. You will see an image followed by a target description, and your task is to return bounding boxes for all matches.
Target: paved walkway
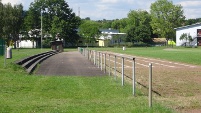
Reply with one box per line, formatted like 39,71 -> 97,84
36,51 -> 106,76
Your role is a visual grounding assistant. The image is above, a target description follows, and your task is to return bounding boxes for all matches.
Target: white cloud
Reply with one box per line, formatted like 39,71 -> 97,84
100,0 -> 119,3
2,0 -> 23,5
96,4 -> 109,10
183,8 -> 201,19
179,1 -> 201,7
1,0 -> 33,10
176,1 -> 201,19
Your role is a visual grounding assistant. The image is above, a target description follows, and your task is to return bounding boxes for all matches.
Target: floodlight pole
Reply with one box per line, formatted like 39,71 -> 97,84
41,8 -> 43,52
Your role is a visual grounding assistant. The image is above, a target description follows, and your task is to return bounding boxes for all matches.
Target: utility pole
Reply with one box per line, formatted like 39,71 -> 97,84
78,7 -> 80,17
41,8 -> 43,52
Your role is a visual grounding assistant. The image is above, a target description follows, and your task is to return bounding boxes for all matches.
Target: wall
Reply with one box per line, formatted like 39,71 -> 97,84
176,24 -> 201,46
18,40 -> 36,48
98,40 -> 110,47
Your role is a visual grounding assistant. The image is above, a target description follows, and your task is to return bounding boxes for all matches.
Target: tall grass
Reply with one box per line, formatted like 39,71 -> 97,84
0,48 -> 174,113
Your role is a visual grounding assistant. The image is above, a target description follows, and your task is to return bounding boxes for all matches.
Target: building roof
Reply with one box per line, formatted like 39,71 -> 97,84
152,38 -> 166,43
100,28 -> 119,33
174,23 -> 201,30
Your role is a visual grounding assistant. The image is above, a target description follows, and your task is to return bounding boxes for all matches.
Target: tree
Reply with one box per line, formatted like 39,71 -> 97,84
1,3 -> 23,47
98,19 -> 113,29
24,3 -> 40,30
111,18 -> 128,32
179,33 -> 192,47
23,3 -> 41,48
24,0 -> 81,47
0,1 -> 3,38
185,18 -> 201,26
150,0 -> 185,40
111,19 -> 121,30
78,20 -> 100,47
125,10 -> 152,43
126,26 -> 136,43
135,25 -> 151,42
185,19 -> 197,25
11,4 -> 24,48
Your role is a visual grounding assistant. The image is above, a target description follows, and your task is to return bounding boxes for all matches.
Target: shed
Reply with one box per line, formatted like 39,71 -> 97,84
50,41 -> 64,52
175,23 -> 201,46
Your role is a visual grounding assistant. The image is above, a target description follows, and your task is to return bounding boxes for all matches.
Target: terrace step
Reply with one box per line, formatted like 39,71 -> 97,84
16,51 -> 57,65
16,50 -> 59,74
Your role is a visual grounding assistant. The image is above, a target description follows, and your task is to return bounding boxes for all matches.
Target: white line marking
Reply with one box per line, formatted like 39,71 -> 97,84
141,60 -> 175,68
141,58 -> 196,68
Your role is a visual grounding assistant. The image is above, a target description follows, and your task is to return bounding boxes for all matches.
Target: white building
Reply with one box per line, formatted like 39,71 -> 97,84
98,28 -> 126,46
17,40 -> 36,48
175,23 -> 201,46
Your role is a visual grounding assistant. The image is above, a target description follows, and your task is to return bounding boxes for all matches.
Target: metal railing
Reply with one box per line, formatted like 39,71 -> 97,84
78,47 -> 136,96
78,47 -> 154,107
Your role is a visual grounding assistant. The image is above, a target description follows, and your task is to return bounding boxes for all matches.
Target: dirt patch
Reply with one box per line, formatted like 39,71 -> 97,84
164,48 -> 182,51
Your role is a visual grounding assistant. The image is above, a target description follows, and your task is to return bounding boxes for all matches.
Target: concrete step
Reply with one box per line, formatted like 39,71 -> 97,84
26,53 -> 57,74
16,50 -> 59,74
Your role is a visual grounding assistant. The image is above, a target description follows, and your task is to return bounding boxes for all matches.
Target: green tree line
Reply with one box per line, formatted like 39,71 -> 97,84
88,0 -> 186,45
0,0 -> 23,47
0,0 -> 81,48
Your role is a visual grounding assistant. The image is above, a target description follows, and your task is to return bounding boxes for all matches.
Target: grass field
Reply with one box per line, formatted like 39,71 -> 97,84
91,46 -> 201,65
0,48 -> 174,112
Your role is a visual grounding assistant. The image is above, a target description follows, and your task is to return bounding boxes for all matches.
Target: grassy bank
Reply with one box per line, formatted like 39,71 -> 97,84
0,48 -> 174,112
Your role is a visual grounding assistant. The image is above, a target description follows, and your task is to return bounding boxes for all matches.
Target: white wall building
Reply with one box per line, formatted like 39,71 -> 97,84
175,23 -> 201,46
17,40 -> 36,48
98,28 -> 126,46
99,28 -> 126,40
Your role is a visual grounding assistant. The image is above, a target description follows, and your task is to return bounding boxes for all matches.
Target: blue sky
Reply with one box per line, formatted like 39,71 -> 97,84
2,0 -> 201,20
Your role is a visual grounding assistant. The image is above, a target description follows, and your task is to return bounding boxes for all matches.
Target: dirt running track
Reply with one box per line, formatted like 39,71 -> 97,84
105,51 -> 201,113
36,51 -> 106,76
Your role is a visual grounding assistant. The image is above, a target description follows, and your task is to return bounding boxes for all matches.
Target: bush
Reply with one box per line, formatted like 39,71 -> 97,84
131,42 -> 152,47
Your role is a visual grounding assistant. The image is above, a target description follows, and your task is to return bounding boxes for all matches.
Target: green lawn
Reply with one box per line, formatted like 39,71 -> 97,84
91,46 -> 201,65
0,48 -> 174,113
0,74 -> 173,113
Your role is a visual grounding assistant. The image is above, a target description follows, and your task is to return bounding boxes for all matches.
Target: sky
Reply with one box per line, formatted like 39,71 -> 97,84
2,0 -> 201,20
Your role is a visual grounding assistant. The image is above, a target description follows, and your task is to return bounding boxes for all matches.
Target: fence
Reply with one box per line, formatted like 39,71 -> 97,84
78,47 -> 154,107
0,39 -> 5,56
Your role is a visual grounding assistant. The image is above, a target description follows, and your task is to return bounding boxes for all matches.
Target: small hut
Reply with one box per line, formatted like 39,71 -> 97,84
50,41 -> 64,52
